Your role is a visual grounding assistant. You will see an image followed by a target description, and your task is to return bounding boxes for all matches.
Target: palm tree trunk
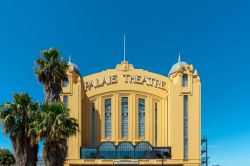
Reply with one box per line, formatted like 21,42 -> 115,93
43,139 -> 67,166
12,138 -> 38,166
44,81 -> 61,104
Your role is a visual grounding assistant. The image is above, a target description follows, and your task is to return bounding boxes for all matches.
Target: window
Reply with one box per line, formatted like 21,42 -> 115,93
117,142 -> 134,159
135,141 -> 153,159
182,74 -> 188,87
105,98 -> 112,138
80,148 -> 97,159
138,98 -> 145,138
98,142 -> 116,159
183,95 -> 188,160
121,97 -> 128,138
91,103 -> 95,146
155,103 -> 157,146
63,79 -> 69,87
63,96 -> 68,108
80,141 -> 171,159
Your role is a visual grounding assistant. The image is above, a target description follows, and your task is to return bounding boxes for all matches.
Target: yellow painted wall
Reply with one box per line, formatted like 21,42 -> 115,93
63,61 -> 201,166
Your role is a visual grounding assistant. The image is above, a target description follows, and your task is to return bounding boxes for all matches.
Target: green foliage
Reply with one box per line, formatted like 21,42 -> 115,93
0,92 -> 40,144
0,48 -> 77,166
35,47 -> 68,84
38,102 -> 78,142
37,102 -> 78,166
0,148 -> 15,166
0,93 -> 39,166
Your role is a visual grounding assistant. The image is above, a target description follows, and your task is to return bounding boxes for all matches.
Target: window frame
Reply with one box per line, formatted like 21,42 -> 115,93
138,98 -> 145,139
183,95 -> 188,160
121,96 -> 129,138
104,98 -> 112,138
63,96 -> 68,108
182,74 -> 188,87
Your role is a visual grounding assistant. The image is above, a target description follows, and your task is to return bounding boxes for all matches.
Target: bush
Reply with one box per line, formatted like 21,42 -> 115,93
0,148 -> 15,166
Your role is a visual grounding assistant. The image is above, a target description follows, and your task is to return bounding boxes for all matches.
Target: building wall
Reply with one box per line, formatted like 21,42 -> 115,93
61,66 -> 83,160
63,61 -> 201,166
168,65 -> 201,164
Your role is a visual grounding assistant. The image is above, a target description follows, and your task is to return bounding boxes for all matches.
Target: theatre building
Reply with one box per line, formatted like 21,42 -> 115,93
62,57 -> 201,166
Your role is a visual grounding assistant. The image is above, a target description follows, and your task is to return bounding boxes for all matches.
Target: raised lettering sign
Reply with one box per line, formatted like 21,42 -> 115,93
84,74 -> 166,91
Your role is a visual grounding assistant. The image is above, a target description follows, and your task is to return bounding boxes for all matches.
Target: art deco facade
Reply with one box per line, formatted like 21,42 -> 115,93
62,57 -> 201,166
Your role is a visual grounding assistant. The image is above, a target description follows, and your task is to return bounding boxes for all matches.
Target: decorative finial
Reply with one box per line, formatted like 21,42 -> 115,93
123,34 -> 126,62
178,53 -> 181,63
69,52 -> 72,63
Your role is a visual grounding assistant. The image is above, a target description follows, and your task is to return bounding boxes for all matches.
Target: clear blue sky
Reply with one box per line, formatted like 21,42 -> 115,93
0,0 -> 249,165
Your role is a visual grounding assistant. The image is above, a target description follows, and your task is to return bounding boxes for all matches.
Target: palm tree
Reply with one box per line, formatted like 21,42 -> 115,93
34,48 -> 68,104
38,102 -> 78,166
0,148 -> 15,166
0,93 -> 40,166
34,48 -> 77,165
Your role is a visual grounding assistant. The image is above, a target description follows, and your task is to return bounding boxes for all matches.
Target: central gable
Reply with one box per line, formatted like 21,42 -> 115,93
82,61 -> 169,98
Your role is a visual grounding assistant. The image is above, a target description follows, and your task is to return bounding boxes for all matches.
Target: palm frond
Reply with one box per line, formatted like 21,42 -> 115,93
39,102 -> 78,142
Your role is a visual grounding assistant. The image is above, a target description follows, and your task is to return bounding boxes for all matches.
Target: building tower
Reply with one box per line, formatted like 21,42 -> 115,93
61,58 -> 83,161
168,54 -> 201,164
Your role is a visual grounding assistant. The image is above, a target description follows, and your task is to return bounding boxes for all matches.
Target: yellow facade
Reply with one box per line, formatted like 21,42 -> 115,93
62,59 -> 201,166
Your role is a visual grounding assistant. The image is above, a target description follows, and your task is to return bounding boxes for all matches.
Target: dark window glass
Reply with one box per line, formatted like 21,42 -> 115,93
183,95 -> 188,160
98,142 -> 116,159
80,141 -> 171,159
63,80 -> 69,87
117,142 -> 134,159
105,98 -> 112,138
63,96 -> 68,108
91,103 -> 95,146
80,148 -> 97,159
121,97 -> 128,138
182,74 -> 188,87
135,142 -> 153,159
155,103 -> 157,146
138,98 -> 145,138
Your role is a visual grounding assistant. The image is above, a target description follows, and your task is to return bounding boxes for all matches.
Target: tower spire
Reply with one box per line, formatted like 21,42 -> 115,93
123,34 -> 126,62
69,52 -> 72,63
178,53 -> 181,63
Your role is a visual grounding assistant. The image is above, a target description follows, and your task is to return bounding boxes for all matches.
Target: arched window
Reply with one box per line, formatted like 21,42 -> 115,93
98,142 -> 116,159
182,74 -> 188,87
135,141 -> 153,159
117,142 -> 134,159
63,77 -> 69,87
63,80 -> 69,87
